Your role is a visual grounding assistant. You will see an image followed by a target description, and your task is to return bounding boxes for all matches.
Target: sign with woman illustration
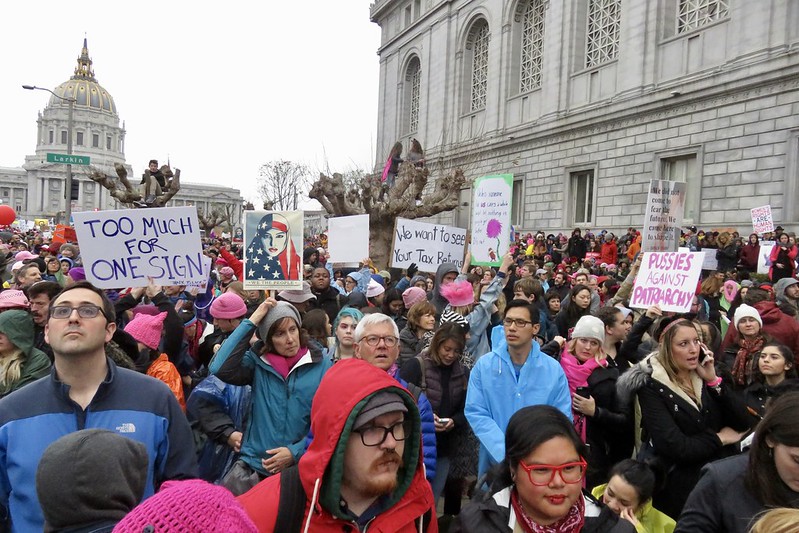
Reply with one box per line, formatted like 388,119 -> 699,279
243,211 -> 303,290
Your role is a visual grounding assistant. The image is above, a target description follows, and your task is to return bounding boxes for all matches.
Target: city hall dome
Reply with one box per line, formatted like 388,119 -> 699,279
49,38 -> 117,114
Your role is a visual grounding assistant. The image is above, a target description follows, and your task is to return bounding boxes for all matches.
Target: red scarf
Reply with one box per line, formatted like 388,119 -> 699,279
511,488 -> 585,533
732,335 -> 764,386
264,347 -> 308,380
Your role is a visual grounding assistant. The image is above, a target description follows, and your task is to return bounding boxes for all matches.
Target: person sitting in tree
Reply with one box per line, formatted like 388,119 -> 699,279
138,159 -> 165,206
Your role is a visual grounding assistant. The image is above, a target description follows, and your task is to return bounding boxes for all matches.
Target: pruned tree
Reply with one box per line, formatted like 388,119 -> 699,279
86,163 -> 180,208
197,208 -> 226,234
257,161 -> 310,211
309,162 -> 466,268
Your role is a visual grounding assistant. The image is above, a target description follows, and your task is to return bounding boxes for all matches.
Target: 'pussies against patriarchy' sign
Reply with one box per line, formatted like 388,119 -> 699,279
73,206 -> 204,289
629,251 -> 704,313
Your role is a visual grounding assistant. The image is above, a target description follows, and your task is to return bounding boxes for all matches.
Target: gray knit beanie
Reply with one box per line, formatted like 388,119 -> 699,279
571,315 -> 605,343
258,301 -> 303,341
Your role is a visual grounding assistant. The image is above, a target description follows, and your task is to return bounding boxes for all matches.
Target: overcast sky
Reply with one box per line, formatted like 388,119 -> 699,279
1,1 -> 381,207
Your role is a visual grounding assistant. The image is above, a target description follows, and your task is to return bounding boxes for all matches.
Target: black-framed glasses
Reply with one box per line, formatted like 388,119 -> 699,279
353,420 -> 410,446
50,304 -> 107,320
360,335 -> 399,347
503,318 -> 533,328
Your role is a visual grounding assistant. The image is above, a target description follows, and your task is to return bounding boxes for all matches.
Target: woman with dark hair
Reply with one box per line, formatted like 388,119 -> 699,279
380,141 -> 404,193
676,392 -> 799,532
555,284 -> 593,337
743,342 -> 797,428
382,287 -> 408,331
568,229 -> 588,262
301,308 -> 332,352
209,299 -> 332,495
452,405 -> 634,532
769,232 -> 798,282
617,319 -> 751,519
738,233 -> 760,273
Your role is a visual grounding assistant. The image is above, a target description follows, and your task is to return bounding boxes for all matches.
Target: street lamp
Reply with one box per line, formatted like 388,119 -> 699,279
22,84 -> 76,223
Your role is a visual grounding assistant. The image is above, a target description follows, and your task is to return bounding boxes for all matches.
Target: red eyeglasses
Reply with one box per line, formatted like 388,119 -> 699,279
518,457 -> 587,486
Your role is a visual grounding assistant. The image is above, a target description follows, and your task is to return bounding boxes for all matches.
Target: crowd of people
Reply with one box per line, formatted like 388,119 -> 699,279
0,221 -> 797,532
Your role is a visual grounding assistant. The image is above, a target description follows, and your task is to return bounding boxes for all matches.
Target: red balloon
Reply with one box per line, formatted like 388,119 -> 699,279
0,206 -> 16,226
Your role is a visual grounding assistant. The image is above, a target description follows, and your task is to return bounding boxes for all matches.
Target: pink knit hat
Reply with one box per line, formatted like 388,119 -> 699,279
439,280 -> 475,307
402,287 -> 427,309
112,479 -> 257,533
219,266 -> 235,279
124,312 -> 167,351
0,290 -> 29,310
210,292 -> 247,319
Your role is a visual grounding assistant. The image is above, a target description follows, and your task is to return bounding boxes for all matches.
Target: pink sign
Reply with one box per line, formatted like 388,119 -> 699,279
630,251 -> 704,313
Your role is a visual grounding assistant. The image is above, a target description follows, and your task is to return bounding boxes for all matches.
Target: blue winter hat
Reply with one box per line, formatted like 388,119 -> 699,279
347,272 -> 363,282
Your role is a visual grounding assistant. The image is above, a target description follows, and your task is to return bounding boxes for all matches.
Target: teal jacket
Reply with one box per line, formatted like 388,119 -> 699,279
209,319 -> 332,475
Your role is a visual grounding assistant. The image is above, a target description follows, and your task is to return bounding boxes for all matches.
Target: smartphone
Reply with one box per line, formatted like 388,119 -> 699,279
575,387 -> 590,399
437,418 -> 452,424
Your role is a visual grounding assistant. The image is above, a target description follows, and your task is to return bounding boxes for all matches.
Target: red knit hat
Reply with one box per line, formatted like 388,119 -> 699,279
112,479 -> 257,533
124,312 -> 167,351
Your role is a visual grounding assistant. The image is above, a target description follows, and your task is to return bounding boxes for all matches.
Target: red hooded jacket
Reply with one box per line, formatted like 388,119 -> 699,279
725,301 -> 799,357
239,359 -> 436,532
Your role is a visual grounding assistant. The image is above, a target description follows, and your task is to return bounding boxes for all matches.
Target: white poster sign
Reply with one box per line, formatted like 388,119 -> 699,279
243,211 -> 304,290
641,180 -> 686,253
470,174 -> 513,266
758,241 -> 776,275
73,206 -> 204,289
391,218 -> 467,272
327,214 -> 369,265
701,251 -> 719,271
750,205 -> 774,234
630,252 -> 704,313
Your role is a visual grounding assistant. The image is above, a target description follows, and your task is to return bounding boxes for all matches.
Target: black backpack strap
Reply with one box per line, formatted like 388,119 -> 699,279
415,355 -> 427,393
274,465 -> 307,532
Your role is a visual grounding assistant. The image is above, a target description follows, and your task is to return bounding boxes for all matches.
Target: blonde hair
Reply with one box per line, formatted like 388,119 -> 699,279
657,320 -> 700,404
566,338 -> 605,363
749,508 -> 799,533
0,349 -> 25,391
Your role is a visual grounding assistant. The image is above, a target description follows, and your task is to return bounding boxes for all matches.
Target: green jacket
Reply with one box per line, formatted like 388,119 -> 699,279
592,484 -> 676,533
0,310 -> 52,397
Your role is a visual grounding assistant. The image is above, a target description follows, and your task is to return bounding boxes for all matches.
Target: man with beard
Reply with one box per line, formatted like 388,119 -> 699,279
0,281 -> 196,532
238,359 -> 436,531
27,281 -> 61,360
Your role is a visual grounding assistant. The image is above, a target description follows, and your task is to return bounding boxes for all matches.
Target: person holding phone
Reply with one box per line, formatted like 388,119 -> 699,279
769,233 -> 797,283
558,315 -> 633,488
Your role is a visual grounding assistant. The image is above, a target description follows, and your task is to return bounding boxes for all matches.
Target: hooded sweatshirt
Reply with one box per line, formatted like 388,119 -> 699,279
238,359 -> 436,532
774,278 -> 799,314
0,310 -> 51,397
428,262 -> 459,316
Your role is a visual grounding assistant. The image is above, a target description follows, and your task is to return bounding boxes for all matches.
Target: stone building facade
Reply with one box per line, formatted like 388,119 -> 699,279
369,0 -> 799,233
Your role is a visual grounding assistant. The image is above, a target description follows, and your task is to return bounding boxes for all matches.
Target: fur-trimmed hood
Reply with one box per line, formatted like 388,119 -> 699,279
616,354 -> 654,406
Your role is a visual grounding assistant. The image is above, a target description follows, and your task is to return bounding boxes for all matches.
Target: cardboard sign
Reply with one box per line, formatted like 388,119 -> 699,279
470,174 -> 513,266
243,211 -> 303,290
751,205 -> 774,234
641,180 -> 686,253
73,207 -> 204,289
758,241 -> 776,275
630,252 -> 704,313
327,214 -> 370,265
391,218 -> 467,272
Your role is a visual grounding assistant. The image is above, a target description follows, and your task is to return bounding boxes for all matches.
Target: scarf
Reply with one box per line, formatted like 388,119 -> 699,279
732,336 -> 765,386
511,488 -> 585,533
264,347 -> 308,380
559,347 -> 606,443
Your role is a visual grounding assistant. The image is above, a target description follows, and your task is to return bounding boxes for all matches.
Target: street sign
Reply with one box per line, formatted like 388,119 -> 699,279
46,153 -> 90,165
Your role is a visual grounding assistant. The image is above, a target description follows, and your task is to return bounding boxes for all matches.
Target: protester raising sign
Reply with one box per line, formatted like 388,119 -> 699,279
243,211 -> 303,290
470,174 -> 513,266
73,207 -> 204,289
751,205 -> 774,234
630,251 -> 704,313
391,218 -> 467,272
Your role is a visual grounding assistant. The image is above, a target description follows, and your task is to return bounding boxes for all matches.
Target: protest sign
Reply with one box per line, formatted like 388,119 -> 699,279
391,218 -> 467,272
751,205 -> 774,234
73,206 -> 204,289
243,211 -> 303,290
701,251 -> 718,271
641,180 -> 686,252
470,174 -> 513,266
758,241 -> 776,275
174,255 -> 211,290
327,214 -> 369,265
630,251 -> 704,313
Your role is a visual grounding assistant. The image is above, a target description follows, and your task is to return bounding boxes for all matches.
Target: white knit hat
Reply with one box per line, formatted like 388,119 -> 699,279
734,304 -> 762,330
571,315 -> 605,343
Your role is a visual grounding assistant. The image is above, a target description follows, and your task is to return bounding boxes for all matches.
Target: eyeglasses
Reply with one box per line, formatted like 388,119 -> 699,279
360,335 -> 399,347
50,304 -> 107,320
353,420 -> 410,446
503,318 -> 534,328
518,457 -> 587,486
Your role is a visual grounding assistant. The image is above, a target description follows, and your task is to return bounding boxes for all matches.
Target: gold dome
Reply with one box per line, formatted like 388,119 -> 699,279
48,39 -> 117,114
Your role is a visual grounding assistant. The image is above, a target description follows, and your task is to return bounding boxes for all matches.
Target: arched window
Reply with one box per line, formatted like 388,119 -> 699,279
405,57 -> 421,134
520,0 -> 546,93
467,21 -> 490,112
586,0 -> 621,68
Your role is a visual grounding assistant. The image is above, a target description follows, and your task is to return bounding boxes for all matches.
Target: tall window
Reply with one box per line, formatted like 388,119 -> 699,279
60,131 -> 67,144
511,178 -> 525,226
76,132 -> 84,146
406,58 -> 421,134
661,154 -> 699,222
520,0 -> 546,93
92,134 -> 99,148
469,22 -> 490,111
678,0 -> 728,33
586,0 -> 621,68
106,136 -> 112,150
571,170 -> 595,225
48,131 -> 54,144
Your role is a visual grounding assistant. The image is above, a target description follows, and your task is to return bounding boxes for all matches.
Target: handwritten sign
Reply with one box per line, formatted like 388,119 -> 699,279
73,207 -> 204,289
243,211 -> 303,290
328,214 -> 369,265
470,174 -> 513,266
751,205 -> 774,234
630,251 -> 704,313
641,180 -> 686,253
758,241 -> 776,275
173,255 -> 212,290
391,218 -> 467,272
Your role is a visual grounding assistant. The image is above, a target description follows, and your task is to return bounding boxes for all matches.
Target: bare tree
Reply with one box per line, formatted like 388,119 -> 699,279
86,163 -> 180,208
309,162 -> 466,268
197,208 -> 226,234
257,161 -> 310,211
